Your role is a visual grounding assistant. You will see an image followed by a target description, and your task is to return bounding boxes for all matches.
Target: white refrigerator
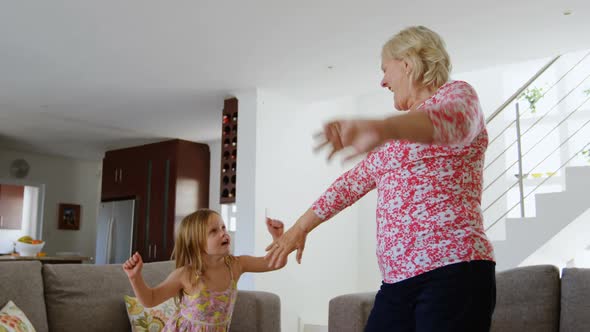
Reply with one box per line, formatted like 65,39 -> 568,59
95,199 -> 136,265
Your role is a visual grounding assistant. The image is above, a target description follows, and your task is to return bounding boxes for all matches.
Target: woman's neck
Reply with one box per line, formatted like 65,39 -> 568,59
408,84 -> 437,112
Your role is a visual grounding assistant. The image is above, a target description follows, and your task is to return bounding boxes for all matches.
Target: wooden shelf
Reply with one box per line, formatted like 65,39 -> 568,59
220,98 -> 238,204
0,255 -> 92,264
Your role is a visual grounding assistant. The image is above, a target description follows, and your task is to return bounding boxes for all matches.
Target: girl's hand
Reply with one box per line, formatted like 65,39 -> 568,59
123,252 -> 143,279
265,224 -> 307,268
266,218 -> 284,240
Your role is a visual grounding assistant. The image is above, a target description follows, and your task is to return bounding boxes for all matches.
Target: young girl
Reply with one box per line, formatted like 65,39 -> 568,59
123,208 -> 285,331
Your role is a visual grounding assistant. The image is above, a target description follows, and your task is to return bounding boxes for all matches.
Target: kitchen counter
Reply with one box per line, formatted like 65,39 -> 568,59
0,255 -> 92,264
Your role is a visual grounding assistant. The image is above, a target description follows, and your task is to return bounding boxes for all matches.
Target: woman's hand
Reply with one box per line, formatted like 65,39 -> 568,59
266,218 -> 285,240
123,252 -> 143,279
265,224 -> 308,268
315,119 -> 385,161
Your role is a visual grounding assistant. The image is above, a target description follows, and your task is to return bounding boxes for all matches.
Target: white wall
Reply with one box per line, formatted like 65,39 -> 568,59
236,90 -> 363,331
230,89 -> 259,291
512,166 -> 590,271
0,148 -> 101,257
519,207 -> 590,271
208,139 -> 221,214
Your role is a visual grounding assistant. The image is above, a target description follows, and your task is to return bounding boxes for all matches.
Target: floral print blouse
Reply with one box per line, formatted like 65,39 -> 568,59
312,80 -> 495,283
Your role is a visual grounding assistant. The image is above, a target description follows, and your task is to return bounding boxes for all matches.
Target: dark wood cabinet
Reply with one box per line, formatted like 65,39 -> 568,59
0,184 -> 24,229
101,139 -> 210,262
101,148 -> 143,200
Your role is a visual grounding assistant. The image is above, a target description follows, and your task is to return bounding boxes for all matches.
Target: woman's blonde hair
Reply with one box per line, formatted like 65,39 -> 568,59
382,26 -> 451,89
171,208 -> 232,302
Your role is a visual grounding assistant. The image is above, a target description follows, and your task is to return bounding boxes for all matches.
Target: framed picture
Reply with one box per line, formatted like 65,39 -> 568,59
58,203 -> 81,230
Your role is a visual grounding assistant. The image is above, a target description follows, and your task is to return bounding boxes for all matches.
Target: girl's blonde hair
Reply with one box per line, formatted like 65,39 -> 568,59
171,208 -> 232,302
382,26 -> 451,89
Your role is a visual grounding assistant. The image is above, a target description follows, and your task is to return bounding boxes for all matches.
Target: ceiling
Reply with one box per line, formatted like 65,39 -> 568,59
0,0 -> 588,160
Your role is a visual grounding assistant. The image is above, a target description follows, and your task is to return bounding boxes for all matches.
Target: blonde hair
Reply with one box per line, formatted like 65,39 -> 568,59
382,26 -> 451,89
171,208 -> 233,302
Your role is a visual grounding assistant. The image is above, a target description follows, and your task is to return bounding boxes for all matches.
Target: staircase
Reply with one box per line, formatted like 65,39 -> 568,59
492,166 -> 590,271
483,50 -> 590,271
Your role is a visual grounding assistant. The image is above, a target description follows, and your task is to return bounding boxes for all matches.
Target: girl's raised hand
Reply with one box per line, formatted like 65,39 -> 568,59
266,218 -> 284,240
123,252 -> 143,279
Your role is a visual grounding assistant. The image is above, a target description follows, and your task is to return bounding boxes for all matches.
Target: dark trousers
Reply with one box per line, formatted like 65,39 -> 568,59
365,260 -> 496,332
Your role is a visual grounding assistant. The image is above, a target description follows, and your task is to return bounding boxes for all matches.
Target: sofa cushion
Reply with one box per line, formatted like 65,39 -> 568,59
43,261 -> 174,332
0,261 -> 48,332
491,265 -> 560,332
124,295 -> 176,332
0,300 -> 37,332
560,268 -> 590,332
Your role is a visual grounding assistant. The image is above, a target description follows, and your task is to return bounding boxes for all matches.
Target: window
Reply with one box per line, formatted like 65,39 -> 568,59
221,203 -> 238,232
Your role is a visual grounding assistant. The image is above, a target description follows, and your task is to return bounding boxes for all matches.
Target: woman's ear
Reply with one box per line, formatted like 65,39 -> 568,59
403,59 -> 412,76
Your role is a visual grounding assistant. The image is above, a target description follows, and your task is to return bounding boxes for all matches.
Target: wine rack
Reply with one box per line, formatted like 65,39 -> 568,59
220,97 -> 238,204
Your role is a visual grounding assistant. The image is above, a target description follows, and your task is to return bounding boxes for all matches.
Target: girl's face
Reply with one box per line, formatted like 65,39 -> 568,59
380,57 -> 411,111
205,214 -> 231,256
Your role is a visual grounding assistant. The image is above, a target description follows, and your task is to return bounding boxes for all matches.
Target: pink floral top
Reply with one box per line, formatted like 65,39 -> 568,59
312,80 -> 495,283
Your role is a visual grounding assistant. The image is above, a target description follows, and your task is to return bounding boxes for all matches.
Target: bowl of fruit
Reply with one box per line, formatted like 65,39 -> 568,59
15,236 -> 45,257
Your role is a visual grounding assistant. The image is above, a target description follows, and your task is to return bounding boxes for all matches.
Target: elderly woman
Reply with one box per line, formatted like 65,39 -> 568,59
266,26 -> 496,332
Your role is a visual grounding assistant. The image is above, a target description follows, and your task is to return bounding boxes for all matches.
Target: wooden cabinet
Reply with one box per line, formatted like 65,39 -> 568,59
0,184 -> 24,229
101,139 -> 210,262
101,148 -> 144,200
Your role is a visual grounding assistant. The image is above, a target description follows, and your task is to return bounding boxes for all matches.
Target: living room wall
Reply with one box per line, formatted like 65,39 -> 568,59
227,88 -> 363,331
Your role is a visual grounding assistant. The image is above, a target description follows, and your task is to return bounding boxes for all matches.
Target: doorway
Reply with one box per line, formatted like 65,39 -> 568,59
0,178 -> 45,254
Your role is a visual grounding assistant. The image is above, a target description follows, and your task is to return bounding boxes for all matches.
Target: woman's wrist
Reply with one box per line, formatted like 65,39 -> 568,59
295,208 -> 323,234
296,222 -> 310,234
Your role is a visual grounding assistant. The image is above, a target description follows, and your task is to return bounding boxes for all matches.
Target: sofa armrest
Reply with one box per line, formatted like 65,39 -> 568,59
329,292 -> 375,332
231,290 -> 281,332
560,268 -> 590,332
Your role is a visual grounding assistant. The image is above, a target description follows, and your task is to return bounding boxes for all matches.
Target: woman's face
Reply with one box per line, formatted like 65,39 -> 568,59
380,57 -> 411,111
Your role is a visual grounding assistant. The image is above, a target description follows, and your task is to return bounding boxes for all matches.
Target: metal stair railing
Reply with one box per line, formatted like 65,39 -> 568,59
482,51 -> 590,230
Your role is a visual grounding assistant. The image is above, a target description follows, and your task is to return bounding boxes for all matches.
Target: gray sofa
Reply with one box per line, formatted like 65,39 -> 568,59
0,260 -> 281,332
329,265 -> 590,332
